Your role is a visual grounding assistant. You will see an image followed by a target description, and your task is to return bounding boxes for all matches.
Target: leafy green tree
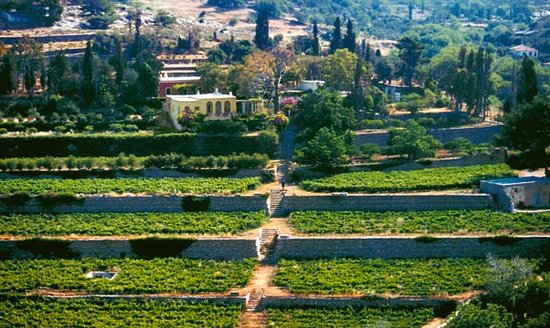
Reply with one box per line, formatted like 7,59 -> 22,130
517,56 -> 538,105
47,52 -> 67,95
24,64 -> 36,97
323,49 -> 357,91
197,62 -> 226,93
396,36 -> 424,86
329,17 -> 343,54
294,89 -> 356,141
343,19 -> 356,53
299,127 -> 349,170
254,8 -> 270,51
502,96 -> 550,169
388,120 -> 441,159
0,51 -> 16,95
111,37 -> 125,86
81,41 -> 95,106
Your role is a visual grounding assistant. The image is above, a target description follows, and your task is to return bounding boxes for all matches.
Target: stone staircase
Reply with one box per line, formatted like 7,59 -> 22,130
269,190 -> 286,217
280,122 -> 297,160
259,228 -> 279,261
239,291 -> 266,328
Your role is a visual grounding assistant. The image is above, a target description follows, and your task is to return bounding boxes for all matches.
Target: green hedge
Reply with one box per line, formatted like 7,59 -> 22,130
0,133 -> 277,157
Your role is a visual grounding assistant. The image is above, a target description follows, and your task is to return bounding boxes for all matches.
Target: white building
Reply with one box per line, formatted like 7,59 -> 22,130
510,45 -> 539,59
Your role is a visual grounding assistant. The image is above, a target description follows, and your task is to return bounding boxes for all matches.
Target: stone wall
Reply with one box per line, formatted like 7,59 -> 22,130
0,238 -> 259,260
354,124 -> 503,146
261,296 -> 455,314
282,194 -> 495,213
277,236 -> 550,259
0,195 -> 268,213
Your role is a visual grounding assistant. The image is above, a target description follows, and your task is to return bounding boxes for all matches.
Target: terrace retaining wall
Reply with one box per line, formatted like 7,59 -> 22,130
0,195 -> 268,213
276,236 -> 550,259
0,238 -> 259,260
281,194 -> 495,213
354,124 -> 503,146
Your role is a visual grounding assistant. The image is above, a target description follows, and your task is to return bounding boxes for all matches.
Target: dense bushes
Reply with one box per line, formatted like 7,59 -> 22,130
0,153 -> 270,172
0,133 -> 278,157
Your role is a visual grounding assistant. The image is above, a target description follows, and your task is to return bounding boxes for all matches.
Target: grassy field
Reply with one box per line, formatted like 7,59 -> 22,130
0,212 -> 267,236
289,210 -> 550,234
300,164 -> 514,193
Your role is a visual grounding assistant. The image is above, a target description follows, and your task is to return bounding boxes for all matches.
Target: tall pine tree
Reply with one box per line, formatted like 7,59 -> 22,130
517,56 -> 538,105
254,9 -> 270,51
329,17 -> 342,54
343,19 -> 356,53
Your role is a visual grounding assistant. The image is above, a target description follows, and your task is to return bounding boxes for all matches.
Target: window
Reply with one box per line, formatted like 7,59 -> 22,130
224,101 -> 231,113
215,101 -> 222,116
184,106 -> 191,113
166,87 -> 172,95
207,102 -> 213,115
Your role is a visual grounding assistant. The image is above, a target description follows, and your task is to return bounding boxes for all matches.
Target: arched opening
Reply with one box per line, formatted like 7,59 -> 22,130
224,101 -> 231,113
215,101 -> 222,116
206,102 -> 213,115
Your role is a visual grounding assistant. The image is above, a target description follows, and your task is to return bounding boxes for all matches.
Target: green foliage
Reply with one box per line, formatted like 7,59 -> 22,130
0,177 -> 261,195
0,193 -> 31,206
388,120 -> 441,160
446,303 -> 514,328
181,196 -> 211,212
0,297 -> 242,327
297,127 -> 349,171
300,164 -> 514,193
17,239 -> 77,259
323,49 -> 357,91
295,89 -> 356,141
274,258 -> 494,296
289,210 -> 550,235
0,258 -> 257,294
0,212 -> 267,236
0,133 -> 276,157
267,307 -> 434,327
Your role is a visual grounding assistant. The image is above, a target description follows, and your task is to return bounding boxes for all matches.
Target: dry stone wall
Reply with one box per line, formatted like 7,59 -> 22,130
0,238 -> 259,260
0,195 -> 268,213
282,194 -> 495,213
277,236 -> 550,259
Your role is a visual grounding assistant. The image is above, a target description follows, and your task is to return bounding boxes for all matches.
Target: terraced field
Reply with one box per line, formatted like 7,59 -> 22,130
300,164 -> 514,193
0,258 -> 257,295
0,297 -> 242,327
289,210 -> 550,234
0,212 -> 267,236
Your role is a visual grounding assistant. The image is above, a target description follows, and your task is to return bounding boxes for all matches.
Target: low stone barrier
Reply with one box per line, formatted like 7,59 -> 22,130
0,194 -> 268,213
0,238 -> 259,260
277,236 -> 550,259
282,194 -> 495,213
261,295 -> 455,315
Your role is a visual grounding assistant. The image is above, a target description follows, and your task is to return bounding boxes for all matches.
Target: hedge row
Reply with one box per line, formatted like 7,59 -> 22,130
0,132 -> 278,158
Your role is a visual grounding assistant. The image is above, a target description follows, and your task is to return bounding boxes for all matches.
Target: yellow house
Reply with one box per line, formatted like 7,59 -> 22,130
165,90 -> 237,131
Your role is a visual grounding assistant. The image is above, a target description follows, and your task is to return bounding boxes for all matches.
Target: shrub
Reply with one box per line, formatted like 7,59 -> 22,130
17,238 -> 77,259
130,238 -> 196,259
181,196 -> 211,212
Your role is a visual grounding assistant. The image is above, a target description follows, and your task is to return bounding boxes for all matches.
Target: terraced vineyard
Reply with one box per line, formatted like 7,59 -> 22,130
274,258 -> 541,296
300,164 -> 514,193
0,212 -> 267,236
0,297 -> 242,327
267,307 -> 435,328
0,177 -> 261,195
290,210 -> 550,234
0,258 -> 257,295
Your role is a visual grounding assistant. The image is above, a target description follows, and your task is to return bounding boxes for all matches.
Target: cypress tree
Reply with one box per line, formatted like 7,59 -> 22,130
254,8 -> 270,51
343,19 -> 356,53
329,17 -> 342,54
47,52 -> 67,95
112,37 -> 125,86
24,64 -> 36,97
0,52 -> 16,95
81,40 -> 95,106
312,21 -> 320,56
517,56 -> 538,105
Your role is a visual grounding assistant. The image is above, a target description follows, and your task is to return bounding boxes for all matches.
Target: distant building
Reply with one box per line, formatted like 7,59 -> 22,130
481,177 -> 550,212
299,80 -> 325,92
510,45 -> 539,59
165,90 -> 237,131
